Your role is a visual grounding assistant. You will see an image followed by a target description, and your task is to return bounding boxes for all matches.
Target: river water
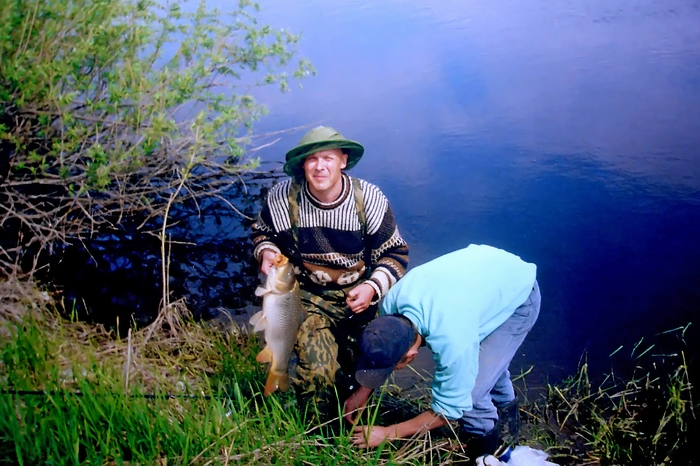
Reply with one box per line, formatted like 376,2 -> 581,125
218,0 -> 700,383
54,0 -> 697,384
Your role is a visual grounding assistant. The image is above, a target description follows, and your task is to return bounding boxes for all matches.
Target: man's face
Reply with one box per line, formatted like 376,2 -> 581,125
303,148 -> 348,199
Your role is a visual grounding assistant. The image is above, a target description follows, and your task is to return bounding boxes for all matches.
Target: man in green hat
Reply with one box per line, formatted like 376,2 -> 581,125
251,126 -> 409,412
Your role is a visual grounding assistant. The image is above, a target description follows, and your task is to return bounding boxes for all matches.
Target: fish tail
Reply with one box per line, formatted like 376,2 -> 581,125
255,346 -> 273,363
263,370 -> 290,396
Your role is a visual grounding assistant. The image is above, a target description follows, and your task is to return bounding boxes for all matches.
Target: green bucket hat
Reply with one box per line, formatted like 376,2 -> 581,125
283,126 -> 364,179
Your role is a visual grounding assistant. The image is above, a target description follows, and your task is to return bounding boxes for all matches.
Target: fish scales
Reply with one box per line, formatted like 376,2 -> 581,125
250,254 -> 305,396
259,285 -> 303,376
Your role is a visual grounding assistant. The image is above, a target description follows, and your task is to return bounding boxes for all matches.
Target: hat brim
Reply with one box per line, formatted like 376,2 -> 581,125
283,140 -> 364,178
355,365 -> 395,390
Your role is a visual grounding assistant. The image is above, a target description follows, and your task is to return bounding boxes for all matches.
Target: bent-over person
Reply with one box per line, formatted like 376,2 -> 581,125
343,244 -> 540,459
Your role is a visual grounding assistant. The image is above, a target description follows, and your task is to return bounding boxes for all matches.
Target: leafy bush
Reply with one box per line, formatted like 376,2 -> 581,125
0,0 -> 312,274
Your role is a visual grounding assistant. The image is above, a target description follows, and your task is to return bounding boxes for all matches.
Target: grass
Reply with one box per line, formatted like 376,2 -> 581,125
1,276 -> 696,465
0,277 -> 468,465
519,327 -> 696,465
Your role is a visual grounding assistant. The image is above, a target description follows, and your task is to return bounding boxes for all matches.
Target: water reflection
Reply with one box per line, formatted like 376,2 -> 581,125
228,0 -> 700,380
247,0 -> 700,185
34,0 -> 700,380
47,173 -> 271,334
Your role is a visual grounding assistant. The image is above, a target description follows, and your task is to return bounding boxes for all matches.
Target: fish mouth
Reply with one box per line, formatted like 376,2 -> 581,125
273,254 -> 289,267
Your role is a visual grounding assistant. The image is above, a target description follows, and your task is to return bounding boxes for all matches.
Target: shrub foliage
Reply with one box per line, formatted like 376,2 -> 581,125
0,0 -> 312,274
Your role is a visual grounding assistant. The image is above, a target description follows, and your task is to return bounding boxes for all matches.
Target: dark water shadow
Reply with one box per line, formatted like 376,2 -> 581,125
34,173 -> 279,335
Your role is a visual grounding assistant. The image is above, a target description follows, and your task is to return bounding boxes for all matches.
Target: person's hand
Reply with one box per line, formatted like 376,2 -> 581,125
346,283 -> 376,313
351,425 -> 392,448
352,410 -> 447,449
343,386 -> 372,423
259,249 -> 277,275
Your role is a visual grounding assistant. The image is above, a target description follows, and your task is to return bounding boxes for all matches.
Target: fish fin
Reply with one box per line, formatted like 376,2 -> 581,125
263,370 -> 289,396
253,319 -> 268,333
254,286 -> 270,297
255,346 -> 273,364
277,373 -> 290,392
249,310 -> 265,330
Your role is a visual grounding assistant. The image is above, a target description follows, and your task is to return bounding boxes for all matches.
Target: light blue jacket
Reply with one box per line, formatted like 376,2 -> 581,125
380,244 -> 537,420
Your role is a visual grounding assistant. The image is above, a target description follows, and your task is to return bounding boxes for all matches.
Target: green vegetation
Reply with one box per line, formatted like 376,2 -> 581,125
0,277 -> 464,465
2,1 -> 695,464
0,0 -> 312,274
2,278 -> 696,465
519,328 -> 696,465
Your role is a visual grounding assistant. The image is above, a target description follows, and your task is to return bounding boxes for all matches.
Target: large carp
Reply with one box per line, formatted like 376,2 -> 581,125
250,254 -> 305,396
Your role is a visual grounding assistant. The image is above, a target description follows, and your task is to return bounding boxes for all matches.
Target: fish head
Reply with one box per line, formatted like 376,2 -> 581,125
270,254 -> 297,293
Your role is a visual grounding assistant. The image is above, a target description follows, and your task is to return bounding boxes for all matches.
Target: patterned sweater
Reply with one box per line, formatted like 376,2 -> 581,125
252,174 -> 409,300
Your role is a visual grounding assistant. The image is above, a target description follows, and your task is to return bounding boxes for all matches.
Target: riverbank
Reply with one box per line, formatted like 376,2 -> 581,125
1,277 -> 695,464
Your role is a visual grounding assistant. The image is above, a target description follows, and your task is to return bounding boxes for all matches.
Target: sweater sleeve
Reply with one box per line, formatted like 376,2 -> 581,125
251,180 -> 292,262
360,181 -> 409,299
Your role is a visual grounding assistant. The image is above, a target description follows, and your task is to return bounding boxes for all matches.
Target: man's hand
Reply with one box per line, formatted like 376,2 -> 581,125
259,249 -> 278,275
343,386 -> 372,423
351,425 -> 392,448
351,410 -> 449,449
346,283 -> 376,313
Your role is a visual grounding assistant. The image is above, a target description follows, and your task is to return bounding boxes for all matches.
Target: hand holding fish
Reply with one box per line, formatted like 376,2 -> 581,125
259,248 -> 278,275
346,283 -> 375,313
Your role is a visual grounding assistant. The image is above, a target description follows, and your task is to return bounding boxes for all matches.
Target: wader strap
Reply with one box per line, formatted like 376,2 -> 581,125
351,177 -> 366,234
288,181 -> 302,255
350,177 -> 371,278
288,176 -> 371,278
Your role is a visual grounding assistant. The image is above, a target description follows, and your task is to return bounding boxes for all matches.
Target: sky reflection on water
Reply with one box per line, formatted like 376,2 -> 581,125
207,0 -> 700,380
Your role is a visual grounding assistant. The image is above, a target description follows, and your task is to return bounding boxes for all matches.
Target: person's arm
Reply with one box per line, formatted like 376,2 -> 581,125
252,212 -> 281,271
351,410 -> 448,448
347,191 -> 408,312
360,185 -> 409,301
251,183 -> 289,273
343,386 -> 373,423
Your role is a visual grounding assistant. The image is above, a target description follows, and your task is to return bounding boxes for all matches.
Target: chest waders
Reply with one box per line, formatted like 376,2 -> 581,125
287,178 -> 377,400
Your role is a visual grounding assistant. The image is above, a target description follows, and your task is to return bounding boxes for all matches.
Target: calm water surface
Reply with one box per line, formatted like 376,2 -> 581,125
211,0 -> 700,381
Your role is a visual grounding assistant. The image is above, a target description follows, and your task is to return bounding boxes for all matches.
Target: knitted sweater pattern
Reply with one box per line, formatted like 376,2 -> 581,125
252,175 -> 409,298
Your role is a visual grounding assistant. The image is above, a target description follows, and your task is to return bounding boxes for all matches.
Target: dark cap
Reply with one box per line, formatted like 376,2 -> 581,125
355,315 -> 416,389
